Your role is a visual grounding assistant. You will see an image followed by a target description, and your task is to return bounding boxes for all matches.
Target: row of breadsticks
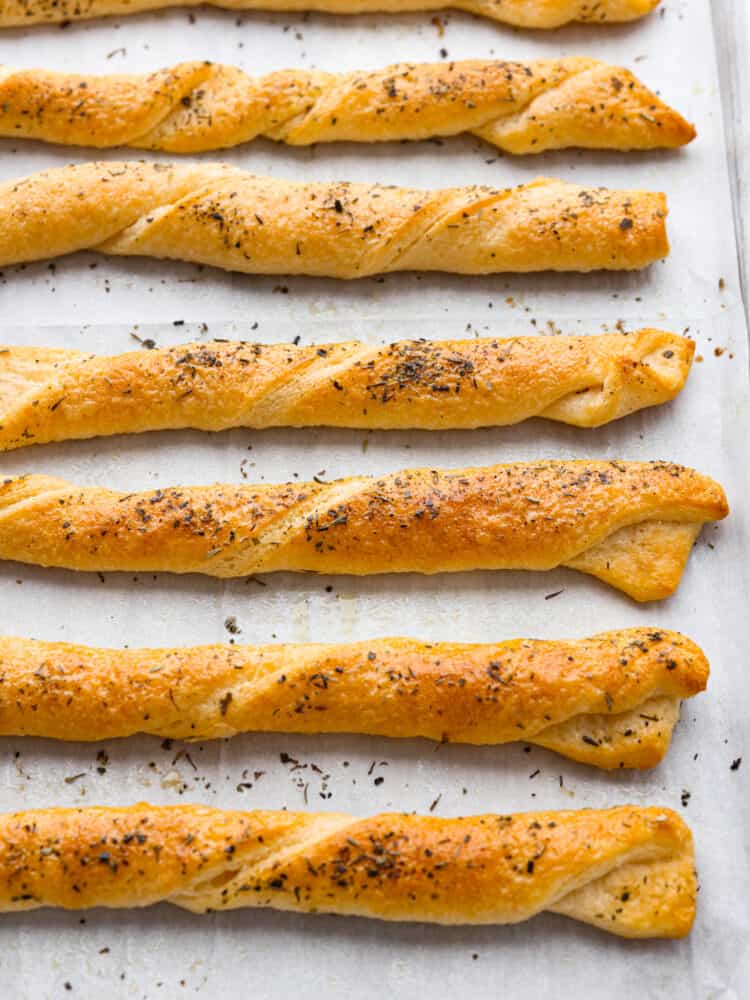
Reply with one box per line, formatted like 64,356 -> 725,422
0,1 -> 719,939
0,331 -> 729,941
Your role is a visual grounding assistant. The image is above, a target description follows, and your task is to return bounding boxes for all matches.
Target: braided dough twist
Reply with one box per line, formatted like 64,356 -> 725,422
0,629 -> 708,768
0,58 -> 694,154
0,803 -> 695,938
0,0 -> 661,30
0,462 -> 728,600
0,331 -> 695,450
0,162 -> 669,275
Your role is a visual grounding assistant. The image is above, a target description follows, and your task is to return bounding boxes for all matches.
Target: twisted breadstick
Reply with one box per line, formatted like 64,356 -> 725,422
0,0 -> 661,30
0,331 -> 695,451
0,629 -> 707,768
0,162 -> 669,276
0,58 -> 694,154
0,462 -> 728,600
0,803 -> 695,937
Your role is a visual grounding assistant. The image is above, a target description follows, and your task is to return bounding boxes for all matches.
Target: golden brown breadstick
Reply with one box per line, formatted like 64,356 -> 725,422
0,803 -> 695,938
0,162 -> 669,276
0,629 -> 707,768
0,0 -> 661,30
0,331 -> 695,450
0,58 -> 694,154
0,462 -> 728,600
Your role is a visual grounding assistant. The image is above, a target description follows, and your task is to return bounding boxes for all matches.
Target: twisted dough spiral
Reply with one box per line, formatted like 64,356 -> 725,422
0,462 -> 728,599
0,162 -> 669,276
0,330 -> 695,451
0,629 -> 708,768
0,803 -> 695,938
0,58 -> 694,154
0,0 -> 661,30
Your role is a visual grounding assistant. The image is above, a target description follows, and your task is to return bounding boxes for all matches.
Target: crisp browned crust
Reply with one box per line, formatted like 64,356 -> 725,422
0,0 -> 661,29
0,331 -> 695,450
0,162 -> 670,276
0,629 -> 708,768
0,803 -> 695,937
0,462 -> 728,600
0,58 -> 694,154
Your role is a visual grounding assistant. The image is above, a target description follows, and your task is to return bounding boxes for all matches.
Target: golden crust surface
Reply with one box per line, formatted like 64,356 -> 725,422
0,58 -> 694,154
0,331 -> 695,450
0,0 -> 661,29
0,803 -> 694,938
0,162 -> 670,276
0,462 -> 728,599
0,629 -> 708,767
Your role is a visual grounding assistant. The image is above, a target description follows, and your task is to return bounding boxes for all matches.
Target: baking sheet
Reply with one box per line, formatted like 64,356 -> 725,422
0,1 -> 748,996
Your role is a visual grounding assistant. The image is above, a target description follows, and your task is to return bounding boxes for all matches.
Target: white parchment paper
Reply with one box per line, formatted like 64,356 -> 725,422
0,1 -> 748,996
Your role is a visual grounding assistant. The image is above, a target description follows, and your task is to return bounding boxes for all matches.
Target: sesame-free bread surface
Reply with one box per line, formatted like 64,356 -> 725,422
0,162 -> 670,276
0,58 -> 694,154
0,803 -> 695,938
0,462 -> 728,600
0,0 -> 661,30
0,331 -> 695,450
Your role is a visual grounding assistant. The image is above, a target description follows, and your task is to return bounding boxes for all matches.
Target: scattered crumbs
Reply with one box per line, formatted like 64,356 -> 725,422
731,757 -> 742,771
130,331 -> 156,350
681,789 -> 691,808
429,793 -> 442,812
544,589 -> 564,600
529,769 -> 540,779
719,277 -> 725,290
224,616 -> 241,636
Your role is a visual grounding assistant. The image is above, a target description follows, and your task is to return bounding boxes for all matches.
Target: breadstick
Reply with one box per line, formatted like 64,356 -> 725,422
0,629 -> 707,768
0,58 -> 694,154
0,0 -> 662,30
0,331 -> 695,450
0,462 -> 728,600
0,803 -> 695,937
0,162 -> 669,275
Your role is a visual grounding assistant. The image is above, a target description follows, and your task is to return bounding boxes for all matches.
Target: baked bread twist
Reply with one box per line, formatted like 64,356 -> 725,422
0,462 -> 728,600
0,58 -> 694,154
0,629 -> 707,768
0,803 -> 695,937
0,0 -> 661,30
0,162 -> 669,276
0,331 -> 695,450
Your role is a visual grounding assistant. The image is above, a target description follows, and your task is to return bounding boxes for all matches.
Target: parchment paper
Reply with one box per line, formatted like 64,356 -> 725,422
0,1 -> 747,996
